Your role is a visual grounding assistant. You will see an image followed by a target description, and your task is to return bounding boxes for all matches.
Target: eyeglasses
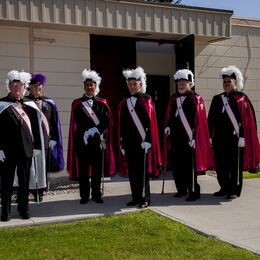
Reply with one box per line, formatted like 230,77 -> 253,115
11,82 -> 24,87
223,80 -> 232,84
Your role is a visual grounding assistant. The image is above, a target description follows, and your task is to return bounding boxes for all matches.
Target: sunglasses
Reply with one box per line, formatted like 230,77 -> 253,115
223,80 -> 232,84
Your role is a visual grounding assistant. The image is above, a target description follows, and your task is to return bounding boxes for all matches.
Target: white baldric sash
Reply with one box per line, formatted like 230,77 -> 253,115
127,97 -> 146,141
176,97 -> 193,141
221,94 -> 239,137
14,100 -> 47,189
11,103 -> 33,137
0,101 -> 13,114
82,100 -> 100,126
34,101 -> 50,136
24,101 -> 50,136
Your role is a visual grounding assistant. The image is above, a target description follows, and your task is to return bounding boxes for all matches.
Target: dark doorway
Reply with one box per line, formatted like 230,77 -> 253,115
175,34 -> 195,74
146,75 -> 170,146
90,35 -> 136,113
90,35 -> 136,171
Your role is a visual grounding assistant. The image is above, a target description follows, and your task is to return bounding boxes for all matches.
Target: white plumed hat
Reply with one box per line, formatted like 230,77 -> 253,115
174,69 -> 195,87
220,65 -> 244,91
82,69 -> 102,96
5,70 -> 31,93
122,66 -> 147,93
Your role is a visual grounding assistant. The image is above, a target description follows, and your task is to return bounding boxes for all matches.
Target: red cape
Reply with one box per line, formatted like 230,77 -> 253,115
163,94 -> 214,172
67,97 -> 115,180
233,93 -> 260,171
117,97 -> 163,176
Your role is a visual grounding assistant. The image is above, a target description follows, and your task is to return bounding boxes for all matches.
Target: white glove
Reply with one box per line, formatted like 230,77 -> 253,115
49,140 -> 57,150
83,131 -> 90,145
0,150 -> 6,162
141,142 -> 152,153
88,127 -> 100,137
238,137 -> 245,147
164,127 -> 170,136
100,137 -> 107,150
189,139 -> 195,149
120,147 -> 125,156
33,149 -> 41,157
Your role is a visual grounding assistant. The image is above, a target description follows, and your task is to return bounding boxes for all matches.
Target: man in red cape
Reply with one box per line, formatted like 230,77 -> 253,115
164,69 -> 212,201
208,65 -> 260,200
118,67 -> 162,208
67,69 -> 115,204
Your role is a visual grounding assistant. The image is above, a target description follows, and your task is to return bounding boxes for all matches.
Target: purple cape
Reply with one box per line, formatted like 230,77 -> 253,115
44,97 -> 64,172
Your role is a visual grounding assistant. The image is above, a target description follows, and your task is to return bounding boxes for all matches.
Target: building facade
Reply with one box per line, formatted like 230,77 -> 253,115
0,0 -> 259,162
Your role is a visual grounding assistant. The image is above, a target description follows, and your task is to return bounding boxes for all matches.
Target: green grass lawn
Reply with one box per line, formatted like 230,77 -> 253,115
243,172 -> 260,179
0,210 -> 258,259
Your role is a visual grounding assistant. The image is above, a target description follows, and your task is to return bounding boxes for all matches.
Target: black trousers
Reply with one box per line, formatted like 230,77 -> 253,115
126,148 -> 150,203
171,143 -> 200,196
77,145 -> 102,200
215,148 -> 244,197
0,155 -> 31,217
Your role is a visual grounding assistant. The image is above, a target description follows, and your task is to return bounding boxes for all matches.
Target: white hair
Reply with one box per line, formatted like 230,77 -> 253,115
220,65 -> 244,91
82,69 -> 102,96
122,66 -> 147,93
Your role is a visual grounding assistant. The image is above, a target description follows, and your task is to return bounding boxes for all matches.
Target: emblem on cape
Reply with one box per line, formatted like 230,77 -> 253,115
200,103 -> 204,110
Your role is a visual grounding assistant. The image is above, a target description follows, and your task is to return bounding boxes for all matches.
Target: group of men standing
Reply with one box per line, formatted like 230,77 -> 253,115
0,64 -> 259,221
67,65 -> 259,209
0,71 -> 64,221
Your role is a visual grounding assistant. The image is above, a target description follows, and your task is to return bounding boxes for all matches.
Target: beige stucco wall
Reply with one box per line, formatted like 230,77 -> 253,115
195,24 -> 260,130
0,26 -> 30,92
0,26 -> 90,158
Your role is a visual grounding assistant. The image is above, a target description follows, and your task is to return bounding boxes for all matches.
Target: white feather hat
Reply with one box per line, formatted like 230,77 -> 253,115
82,69 -> 102,96
5,70 -> 31,93
174,69 -> 195,87
220,65 -> 244,91
122,66 -> 147,93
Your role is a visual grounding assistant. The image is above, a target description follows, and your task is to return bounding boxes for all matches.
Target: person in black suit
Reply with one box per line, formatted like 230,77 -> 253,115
25,73 -> 64,202
118,67 -> 162,208
67,69 -> 114,204
208,66 -> 260,199
164,69 -> 212,201
0,70 -> 34,221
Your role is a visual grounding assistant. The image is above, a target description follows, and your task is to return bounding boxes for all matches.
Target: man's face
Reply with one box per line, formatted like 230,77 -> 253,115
30,84 -> 43,97
84,80 -> 96,96
127,79 -> 142,95
177,80 -> 192,94
9,81 -> 25,99
223,76 -> 236,93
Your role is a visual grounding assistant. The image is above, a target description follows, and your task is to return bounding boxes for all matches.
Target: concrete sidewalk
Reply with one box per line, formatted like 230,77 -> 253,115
0,175 -> 259,255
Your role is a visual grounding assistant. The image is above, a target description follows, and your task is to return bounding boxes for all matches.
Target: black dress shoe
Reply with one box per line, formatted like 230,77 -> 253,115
213,190 -> 227,197
80,198 -> 89,204
138,201 -> 150,208
20,212 -> 30,220
92,198 -> 104,204
186,194 -> 200,201
1,215 -> 11,222
226,195 -> 238,200
174,192 -> 187,198
126,200 -> 139,206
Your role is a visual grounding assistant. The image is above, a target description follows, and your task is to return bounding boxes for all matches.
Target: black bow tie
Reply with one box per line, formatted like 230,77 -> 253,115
84,95 -> 94,100
33,97 -> 42,101
16,99 -> 23,104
